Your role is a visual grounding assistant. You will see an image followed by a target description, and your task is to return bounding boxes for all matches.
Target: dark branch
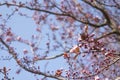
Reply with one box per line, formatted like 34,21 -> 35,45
96,0 -> 120,9
95,29 -> 117,40
82,0 -> 117,29
0,2 -> 107,28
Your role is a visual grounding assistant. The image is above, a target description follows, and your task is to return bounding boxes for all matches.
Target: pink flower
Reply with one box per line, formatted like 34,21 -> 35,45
23,49 -> 28,54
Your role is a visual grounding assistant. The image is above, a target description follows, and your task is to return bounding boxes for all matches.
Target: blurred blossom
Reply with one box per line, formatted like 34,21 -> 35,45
0,28 -> 3,36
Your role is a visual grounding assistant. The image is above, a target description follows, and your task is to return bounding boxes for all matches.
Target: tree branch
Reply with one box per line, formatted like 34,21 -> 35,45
82,0 -> 117,29
0,2 -> 107,28
95,29 -> 117,40
36,53 -> 64,61
96,0 -> 120,9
